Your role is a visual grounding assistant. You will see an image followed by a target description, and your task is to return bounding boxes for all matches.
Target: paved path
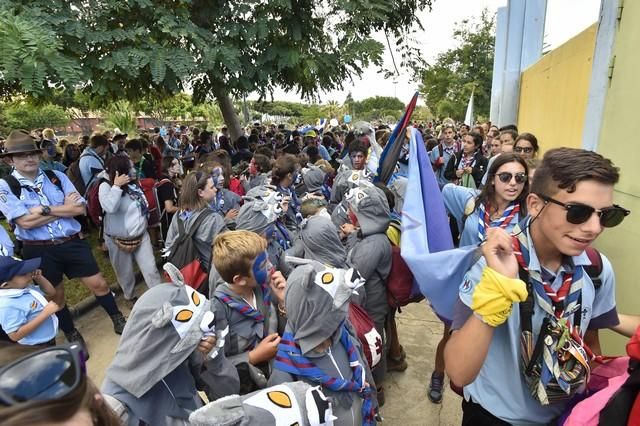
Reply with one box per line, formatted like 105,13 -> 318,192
77,291 -> 462,425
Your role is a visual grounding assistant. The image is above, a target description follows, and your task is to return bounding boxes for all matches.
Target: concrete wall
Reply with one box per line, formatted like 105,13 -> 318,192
517,24 -> 597,152
591,1 -> 640,354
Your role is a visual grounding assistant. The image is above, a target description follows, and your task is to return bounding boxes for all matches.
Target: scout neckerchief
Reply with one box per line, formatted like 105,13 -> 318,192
476,201 -> 520,242
216,290 -> 267,350
275,323 -> 376,426
458,152 -> 475,170
14,170 -> 64,239
125,183 -> 149,218
511,222 -> 591,405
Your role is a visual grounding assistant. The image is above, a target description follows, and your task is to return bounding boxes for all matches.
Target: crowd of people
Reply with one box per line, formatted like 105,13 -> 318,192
0,118 -> 638,426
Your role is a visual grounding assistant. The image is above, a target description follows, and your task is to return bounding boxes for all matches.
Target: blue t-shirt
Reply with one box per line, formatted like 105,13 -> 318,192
451,233 -> 618,425
0,286 -> 58,345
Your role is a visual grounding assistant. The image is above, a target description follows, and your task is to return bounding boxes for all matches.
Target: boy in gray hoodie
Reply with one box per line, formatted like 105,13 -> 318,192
342,183 -> 392,396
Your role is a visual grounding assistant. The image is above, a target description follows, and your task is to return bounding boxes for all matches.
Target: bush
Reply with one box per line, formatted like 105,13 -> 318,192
1,102 -> 70,132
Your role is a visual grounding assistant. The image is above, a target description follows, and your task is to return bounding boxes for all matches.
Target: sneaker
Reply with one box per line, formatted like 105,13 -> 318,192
428,371 -> 445,404
110,312 -> 127,335
387,356 -> 408,372
64,329 -> 90,360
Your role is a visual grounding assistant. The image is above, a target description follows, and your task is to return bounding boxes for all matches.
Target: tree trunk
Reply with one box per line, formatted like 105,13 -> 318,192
214,89 -> 243,142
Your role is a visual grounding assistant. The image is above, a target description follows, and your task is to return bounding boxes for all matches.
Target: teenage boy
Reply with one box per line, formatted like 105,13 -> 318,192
208,230 -> 281,398
0,130 -> 126,349
125,138 -> 157,179
430,123 -> 461,187
445,148 -> 627,425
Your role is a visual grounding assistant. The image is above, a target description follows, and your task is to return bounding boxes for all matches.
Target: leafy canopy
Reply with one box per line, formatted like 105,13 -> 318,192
418,9 -> 495,120
0,0 -> 433,105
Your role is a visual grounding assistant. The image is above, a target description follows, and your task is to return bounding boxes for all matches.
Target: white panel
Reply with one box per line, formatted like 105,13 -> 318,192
490,7 -> 509,124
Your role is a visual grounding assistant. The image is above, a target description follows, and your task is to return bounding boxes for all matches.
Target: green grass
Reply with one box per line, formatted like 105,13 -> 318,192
2,221 -> 123,306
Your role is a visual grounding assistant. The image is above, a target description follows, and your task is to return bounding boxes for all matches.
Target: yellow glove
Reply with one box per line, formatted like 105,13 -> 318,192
471,266 -> 528,327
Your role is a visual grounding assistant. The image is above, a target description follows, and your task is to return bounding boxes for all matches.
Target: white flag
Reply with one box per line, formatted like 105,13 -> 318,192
464,89 -> 475,126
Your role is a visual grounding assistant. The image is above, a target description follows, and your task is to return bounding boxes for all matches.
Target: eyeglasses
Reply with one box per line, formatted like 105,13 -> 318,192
496,172 -> 528,184
537,194 -> 630,228
514,146 -> 534,154
0,343 -> 86,405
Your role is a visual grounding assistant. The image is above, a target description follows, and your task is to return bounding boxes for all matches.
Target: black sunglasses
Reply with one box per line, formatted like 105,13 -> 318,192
0,343 -> 86,405
496,172 -> 528,184
538,194 -> 630,228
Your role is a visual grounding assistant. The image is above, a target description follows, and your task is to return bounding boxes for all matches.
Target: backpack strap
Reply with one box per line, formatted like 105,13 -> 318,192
2,170 -> 63,198
2,175 -> 21,198
175,209 -> 213,243
583,246 -> 603,290
43,170 -> 64,193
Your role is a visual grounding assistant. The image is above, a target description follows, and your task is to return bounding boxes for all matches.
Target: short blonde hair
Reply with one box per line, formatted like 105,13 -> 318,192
213,231 -> 267,283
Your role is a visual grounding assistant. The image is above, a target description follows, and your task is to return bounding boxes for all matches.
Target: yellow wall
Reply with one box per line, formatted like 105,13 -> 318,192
591,1 -> 640,354
517,24 -> 597,152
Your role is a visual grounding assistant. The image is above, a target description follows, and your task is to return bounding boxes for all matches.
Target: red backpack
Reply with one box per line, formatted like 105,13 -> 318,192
348,303 -> 382,369
139,178 -> 161,226
85,178 -> 108,227
386,245 -> 424,310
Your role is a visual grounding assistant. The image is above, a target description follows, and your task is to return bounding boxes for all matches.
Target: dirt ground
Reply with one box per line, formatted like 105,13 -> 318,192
75,291 -> 462,425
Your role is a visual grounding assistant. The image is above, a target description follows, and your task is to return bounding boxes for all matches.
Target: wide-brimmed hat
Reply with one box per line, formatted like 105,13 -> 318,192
0,130 -> 41,157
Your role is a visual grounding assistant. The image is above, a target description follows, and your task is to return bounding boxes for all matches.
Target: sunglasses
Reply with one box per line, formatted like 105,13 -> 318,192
0,343 -> 86,405
496,172 -> 528,184
538,194 -> 630,228
514,146 -> 534,153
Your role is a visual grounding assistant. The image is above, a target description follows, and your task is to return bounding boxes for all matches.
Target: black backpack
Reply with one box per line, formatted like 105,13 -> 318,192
165,209 -> 213,290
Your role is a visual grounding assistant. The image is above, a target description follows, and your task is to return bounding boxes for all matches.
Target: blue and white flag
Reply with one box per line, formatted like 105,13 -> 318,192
401,127 -> 479,322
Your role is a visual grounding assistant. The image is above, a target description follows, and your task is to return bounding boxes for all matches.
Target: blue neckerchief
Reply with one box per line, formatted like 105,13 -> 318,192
275,323 -> 376,426
273,220 -> 291,250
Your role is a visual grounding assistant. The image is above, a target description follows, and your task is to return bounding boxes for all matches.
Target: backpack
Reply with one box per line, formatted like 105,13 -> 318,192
66,151 -> 103,196
165,210 -> 213,290
85,178 -> 109,227
2,170 -> 63,198
386,245 -> 424,310
139,178 -> 161,226
348,303 -> 382,369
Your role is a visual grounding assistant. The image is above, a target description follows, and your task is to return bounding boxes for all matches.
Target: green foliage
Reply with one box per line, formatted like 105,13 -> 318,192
1,101 -> 69,132
0,0 -> 432,115
103,101 -> 137,134
418,10 -> 495,120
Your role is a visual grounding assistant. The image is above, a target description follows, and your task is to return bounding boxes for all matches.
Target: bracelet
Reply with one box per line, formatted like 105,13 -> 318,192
277,303 -> 287,317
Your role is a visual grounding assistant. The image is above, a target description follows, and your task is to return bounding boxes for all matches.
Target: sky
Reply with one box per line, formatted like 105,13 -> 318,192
258,0 -> 601,104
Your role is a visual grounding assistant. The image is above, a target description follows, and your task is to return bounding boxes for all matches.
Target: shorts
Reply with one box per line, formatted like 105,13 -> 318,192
22,238 -> 100,285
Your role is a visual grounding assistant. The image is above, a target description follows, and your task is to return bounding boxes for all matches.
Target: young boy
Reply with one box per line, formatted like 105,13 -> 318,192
0,256 -> 59,345
269,259 -> 378,426
209,230 -> 281,397
445,148 -> 626,425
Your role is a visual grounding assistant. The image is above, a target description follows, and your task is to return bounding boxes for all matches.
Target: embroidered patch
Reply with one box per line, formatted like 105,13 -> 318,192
461,278 -> 473,294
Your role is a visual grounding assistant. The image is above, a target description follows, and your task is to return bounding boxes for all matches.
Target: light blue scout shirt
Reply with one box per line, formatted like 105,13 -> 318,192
0,225 -> 14,256
0,169 -> 84,241
442,184 -> 523,247
429,142 -> 459,187
0,286 -> 58,345
451,223 -> 618,425
78,147 -> 105,187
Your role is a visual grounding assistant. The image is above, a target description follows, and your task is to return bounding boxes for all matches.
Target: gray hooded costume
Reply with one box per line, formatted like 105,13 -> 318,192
286,215 -> 347,268
329,168 -> 373,227
102,265 -> 225,426
209,186 -> 292,294
344,184 -> 391,386
269,260 -> 378,426
300,163 -> 327,195
189,382 -> 336,426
